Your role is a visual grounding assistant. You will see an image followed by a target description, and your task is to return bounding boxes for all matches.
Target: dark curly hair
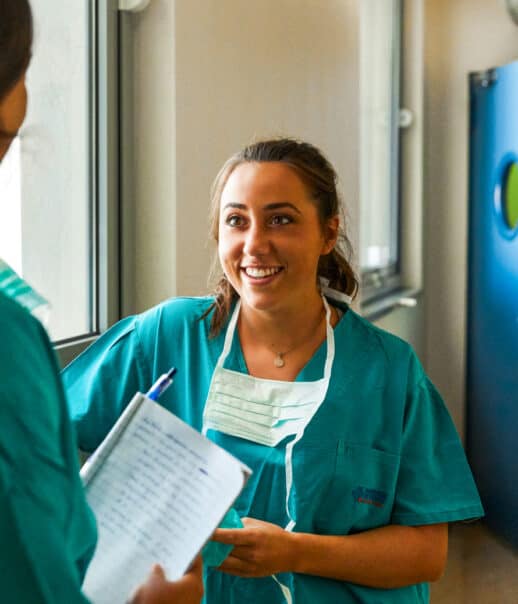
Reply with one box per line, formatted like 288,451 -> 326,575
0,0 -> 33,102
203,137 -> 358,336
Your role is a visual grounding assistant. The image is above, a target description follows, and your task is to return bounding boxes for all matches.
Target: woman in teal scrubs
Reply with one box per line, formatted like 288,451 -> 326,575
64,138 -> 483,603
0,1 -> 202,602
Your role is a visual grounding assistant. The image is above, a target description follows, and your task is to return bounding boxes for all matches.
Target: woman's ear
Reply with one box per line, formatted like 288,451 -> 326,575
0,73 -> 28,162
321,215 -> 340,255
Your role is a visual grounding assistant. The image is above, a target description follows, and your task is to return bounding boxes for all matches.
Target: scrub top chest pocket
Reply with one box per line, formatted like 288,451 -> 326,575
293,441 -> 400,535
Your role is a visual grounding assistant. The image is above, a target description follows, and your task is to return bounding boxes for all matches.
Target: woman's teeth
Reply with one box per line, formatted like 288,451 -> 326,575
244,267 -> 281,278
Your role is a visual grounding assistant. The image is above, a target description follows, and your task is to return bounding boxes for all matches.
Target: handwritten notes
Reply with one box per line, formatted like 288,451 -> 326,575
82,394 -> 249,604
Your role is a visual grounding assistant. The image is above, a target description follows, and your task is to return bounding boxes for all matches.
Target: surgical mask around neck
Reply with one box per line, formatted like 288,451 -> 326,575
319,276 -> 352,305
203,297 -> 334,448
0,258 -> 50,328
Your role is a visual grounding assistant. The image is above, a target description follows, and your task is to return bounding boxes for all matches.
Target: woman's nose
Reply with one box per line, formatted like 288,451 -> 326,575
243,224 -> 270,256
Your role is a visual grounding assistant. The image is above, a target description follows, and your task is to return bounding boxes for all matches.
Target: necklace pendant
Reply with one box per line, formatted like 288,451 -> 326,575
274,353 -> 285,368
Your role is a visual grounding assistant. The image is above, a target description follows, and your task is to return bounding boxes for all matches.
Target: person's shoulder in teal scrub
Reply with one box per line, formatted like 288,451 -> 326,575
0,291 -> 97,603
0,1 -> 95,598
64,295 -> 217,451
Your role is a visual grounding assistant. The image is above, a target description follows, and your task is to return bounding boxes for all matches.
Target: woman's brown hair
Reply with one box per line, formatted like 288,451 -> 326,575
0,0 -> 33,102
204,138 -> 359,336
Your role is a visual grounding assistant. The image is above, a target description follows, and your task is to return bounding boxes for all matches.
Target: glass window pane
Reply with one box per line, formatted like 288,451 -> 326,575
359,0 -> 401,274
0,0 -> 92,342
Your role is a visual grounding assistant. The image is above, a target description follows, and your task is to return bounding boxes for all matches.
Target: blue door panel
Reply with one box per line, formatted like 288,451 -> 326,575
467,61 -> 518,548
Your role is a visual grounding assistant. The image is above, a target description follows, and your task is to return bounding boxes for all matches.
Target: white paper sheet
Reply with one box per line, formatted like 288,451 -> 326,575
82,394 -> 249,604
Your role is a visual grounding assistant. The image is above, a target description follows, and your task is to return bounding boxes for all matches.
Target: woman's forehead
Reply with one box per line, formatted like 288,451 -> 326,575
221,161 -> 310,202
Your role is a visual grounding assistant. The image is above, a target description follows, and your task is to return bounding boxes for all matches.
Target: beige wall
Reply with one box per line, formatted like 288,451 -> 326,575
132,0 -> 177,312
424,0 -> 517,436
129,0 -> 518,438
131,0 -> 359,310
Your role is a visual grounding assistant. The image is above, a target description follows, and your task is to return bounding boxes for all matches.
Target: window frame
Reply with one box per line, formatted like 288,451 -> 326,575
56,0 -> 121,367
359,0 -> 403,304
360,0 -> 423,318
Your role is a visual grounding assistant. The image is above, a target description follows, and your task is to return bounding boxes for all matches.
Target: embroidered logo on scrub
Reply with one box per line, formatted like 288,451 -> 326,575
352,486 -> 387,508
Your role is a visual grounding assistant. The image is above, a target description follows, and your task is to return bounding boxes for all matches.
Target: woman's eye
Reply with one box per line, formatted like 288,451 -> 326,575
226,214 -> 245,227
270,215 -> 292,226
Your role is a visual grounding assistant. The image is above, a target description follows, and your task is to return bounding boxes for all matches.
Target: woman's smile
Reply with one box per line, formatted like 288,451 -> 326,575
241,265 -> 284,281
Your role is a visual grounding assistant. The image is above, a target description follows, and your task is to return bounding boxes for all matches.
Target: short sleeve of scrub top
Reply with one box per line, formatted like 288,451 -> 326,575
391,355 -> 483,525
63,296 -> 218,452
0,292 -> 97,604
63,315 -> 151,452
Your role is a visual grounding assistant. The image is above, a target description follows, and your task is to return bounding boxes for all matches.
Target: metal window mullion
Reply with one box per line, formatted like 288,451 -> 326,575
96,0 -> 121,332
119,11 -> 136,318
90,0 -> 98,335
390,0 -> 403,270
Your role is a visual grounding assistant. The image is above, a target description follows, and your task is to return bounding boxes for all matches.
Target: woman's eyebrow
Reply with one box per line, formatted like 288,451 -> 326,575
264,202 -> 302,214
222,201 -> 302,214
222,202 -> 247,211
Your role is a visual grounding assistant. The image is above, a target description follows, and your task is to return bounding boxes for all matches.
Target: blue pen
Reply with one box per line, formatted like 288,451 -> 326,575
146,367 -> 177,401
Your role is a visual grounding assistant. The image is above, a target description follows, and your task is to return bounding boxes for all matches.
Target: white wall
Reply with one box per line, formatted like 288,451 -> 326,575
131,0 -> 359,311
424,0 -> 518,436
375,298 -> 424,357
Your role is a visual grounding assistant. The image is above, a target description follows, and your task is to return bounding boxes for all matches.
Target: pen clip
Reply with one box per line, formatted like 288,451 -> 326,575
146,367 -> 177,401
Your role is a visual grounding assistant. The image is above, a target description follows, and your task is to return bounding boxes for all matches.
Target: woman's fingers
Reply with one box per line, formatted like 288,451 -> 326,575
212,528 -> 252,545
130,558 -> 204,604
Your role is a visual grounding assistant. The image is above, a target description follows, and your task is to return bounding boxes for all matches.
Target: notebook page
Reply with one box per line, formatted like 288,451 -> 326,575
83,395 -> 247,604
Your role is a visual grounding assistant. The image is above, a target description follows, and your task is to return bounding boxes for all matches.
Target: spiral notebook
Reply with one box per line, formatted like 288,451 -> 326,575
80,392 -> 250,604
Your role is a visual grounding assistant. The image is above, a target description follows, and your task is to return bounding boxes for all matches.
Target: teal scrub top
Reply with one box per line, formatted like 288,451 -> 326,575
0,291 -> 97,603
63,296 -> 483,604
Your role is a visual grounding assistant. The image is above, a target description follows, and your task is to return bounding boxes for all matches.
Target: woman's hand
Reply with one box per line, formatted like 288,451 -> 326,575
211,517 -> 295,577
129,556 -> 204,604
213,520 -> 448,588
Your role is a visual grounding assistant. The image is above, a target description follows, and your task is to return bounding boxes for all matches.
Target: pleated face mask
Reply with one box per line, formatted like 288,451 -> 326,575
202,296 -> 334,448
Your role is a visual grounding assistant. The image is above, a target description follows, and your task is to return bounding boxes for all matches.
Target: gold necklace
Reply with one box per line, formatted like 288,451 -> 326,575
273,351 -> 290,368
272,309 -> 326,368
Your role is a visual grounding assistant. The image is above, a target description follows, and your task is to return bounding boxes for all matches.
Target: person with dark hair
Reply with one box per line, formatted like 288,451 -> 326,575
63,138 -> 483,604
0,0 -> 203,602
0,0 -> 32,158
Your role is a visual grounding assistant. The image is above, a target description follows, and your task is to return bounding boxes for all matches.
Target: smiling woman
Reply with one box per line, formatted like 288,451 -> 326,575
63,137 -> 483,604
217,162 -> 337,324
206,138 -> 358,339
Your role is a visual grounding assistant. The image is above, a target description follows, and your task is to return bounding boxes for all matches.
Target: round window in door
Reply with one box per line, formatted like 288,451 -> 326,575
494,156 -> 518,239
503,162 -> 518,230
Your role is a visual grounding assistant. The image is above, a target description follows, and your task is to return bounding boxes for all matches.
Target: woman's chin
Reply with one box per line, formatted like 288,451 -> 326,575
238,291 -> 282,313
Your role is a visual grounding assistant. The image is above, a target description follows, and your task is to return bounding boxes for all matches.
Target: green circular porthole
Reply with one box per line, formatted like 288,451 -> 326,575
503,163 -> 518,230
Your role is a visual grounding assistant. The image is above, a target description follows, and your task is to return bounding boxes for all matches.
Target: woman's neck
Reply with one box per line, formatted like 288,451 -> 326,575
237,292 -> 335,379
239,292 -> 324,347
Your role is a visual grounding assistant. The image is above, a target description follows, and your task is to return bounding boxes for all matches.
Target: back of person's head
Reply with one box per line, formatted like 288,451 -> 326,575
206,137 -> 358,335
0,0 -> 33,101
